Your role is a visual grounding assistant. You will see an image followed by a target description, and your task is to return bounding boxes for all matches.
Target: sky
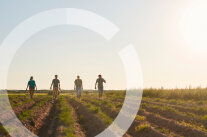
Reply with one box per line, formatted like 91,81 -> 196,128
1,0 -> 207,90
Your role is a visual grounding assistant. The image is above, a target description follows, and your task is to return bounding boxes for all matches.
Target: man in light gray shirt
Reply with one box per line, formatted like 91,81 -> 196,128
74,75 -> 83,99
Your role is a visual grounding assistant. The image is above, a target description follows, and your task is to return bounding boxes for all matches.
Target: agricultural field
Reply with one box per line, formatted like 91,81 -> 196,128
1,89 -> 207,137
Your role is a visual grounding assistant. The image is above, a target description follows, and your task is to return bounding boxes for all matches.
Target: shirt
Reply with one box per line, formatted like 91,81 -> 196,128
96,78 -> 105,88
75,79 -> 82,88
28,80 -> 36,88
52,79 -> 60,88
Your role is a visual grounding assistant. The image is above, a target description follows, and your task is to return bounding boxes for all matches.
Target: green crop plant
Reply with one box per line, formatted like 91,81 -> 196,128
18,110 -> 33,120
158,128 -> 170,135
78,99 -> 113,126
202,115 -> 207,121
136,115 -> 146,121
78,115 -> 84,124
0,124 -> 8,135
135,122 -> 150,132
197,107 -> 207,113
57,97 -> 75,137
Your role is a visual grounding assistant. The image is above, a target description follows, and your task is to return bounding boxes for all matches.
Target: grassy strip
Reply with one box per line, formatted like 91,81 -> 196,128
143,99 -> 207,118
0,124 -> 9,136
142,104 -> 207,132
81,97 -> 155,134
143,89 -> 207,101
82,96 -> 202,136
57,96 -> 75,137
82,96 -> 123,111
75,98 -> 113,126
143,97 -> 207,108
85,93 -> 207,132
82,96 -> 122,113
135,122 -> 150,133
9,95 -> 44,107
81,97 -> 169,135
10,98 -> 33,107
97,94 -> 207,134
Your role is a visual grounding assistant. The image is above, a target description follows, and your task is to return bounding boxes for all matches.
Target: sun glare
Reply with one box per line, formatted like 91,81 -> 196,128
182,0 -> 207,54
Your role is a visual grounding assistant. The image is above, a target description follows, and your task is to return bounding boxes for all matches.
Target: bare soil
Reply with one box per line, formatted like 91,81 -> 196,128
65,97 -> 86,137
139,110 -> 207,137
82,98 -> 166,137
20,99 -> 53,134
68,97 -> 108,137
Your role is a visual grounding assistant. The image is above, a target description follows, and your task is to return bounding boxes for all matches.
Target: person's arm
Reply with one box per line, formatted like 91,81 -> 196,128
35,83 -> 37,91
59,84 -> 61,91
26,83 -> 29,91
81,80 -> 83,90
95,80 -> 97,89
50,80 -> 53,90
58,80 -> 61,91
104,79 -> 106,83
74,81 -> 76,90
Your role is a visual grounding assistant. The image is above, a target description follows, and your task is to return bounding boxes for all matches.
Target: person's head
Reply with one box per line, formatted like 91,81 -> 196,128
98,75 -> 102,78
77,75 -> 80,79
55,75 -> 58,79
30,76 -> 33,80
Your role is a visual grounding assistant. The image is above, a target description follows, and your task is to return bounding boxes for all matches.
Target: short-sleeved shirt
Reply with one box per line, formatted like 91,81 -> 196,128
75,79 -> 82,88
96,78 -> 105,88
52,79 -> 60,88
28,80 -> 36,88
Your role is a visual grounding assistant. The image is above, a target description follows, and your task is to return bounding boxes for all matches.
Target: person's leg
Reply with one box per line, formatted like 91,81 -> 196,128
76,88 -> 78,98
52,88 -> 56,101
98,88 -> 101,99
29,88 -> 34,99
79,87 -> 82,99
100,91 -> 102,99
29,91 -> 32,99
56,88 -> 59,99
77,87 -> 81,99
31,90 -> 34,99
98,87 -> 103,99
55,88 -> 58,99
80,88 -> 82,99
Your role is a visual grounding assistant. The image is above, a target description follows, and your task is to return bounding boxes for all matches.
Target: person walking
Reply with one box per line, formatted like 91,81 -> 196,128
74,75 -> 83,99
26,76 -> 37,99
95,75 -> 106,99
50,75 -> 61,101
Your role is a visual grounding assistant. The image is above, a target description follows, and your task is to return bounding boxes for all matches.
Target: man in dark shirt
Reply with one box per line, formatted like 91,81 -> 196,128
95,75 -> 106,99
50,75 -> 61,101
74,75 -> 83,99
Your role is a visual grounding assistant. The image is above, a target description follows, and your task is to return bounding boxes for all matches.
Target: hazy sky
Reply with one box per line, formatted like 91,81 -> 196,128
1,0 -> 207,89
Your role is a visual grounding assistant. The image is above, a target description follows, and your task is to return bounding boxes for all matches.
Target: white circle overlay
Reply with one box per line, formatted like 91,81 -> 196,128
0,8 -> 143,137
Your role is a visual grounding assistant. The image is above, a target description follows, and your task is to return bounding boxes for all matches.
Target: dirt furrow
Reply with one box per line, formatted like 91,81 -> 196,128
20,99 -> 53,134
37,100 -> 58,137
82,98 -> 166,137
142,105 -> 207,129
91,97 -> 207,137
65,97 -> 86,137
140,110 -> 207,137
143,100 -> 207,116
68,97 -> 110,137
13,97 -> 43,115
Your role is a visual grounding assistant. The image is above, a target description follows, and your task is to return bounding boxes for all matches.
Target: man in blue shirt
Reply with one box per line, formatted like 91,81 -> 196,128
26,76 -> 37,99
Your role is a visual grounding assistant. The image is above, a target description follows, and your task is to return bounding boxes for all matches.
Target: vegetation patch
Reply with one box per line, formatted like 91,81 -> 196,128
135,122 -> 150,132
57,97 -> 75,137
